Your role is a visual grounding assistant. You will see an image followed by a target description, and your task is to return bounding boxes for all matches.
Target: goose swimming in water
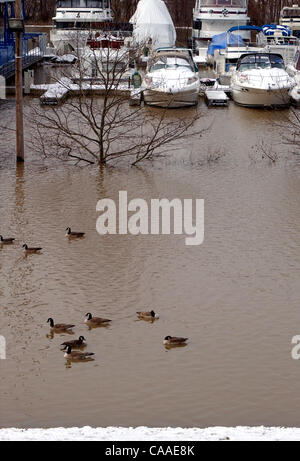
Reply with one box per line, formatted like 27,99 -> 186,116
64,345 -> 95,361
85,312 -> 111,327
65,227 -> 85,238
0,235 -> 15,244
23,244 -> 42,254
61,336 -> 86,350
163,336 -> 188,346
137,310 -> 159,320
47,318 -> 75,332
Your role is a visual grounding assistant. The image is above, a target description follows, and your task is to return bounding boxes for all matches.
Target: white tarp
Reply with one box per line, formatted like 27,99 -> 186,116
130,0 -> 176,49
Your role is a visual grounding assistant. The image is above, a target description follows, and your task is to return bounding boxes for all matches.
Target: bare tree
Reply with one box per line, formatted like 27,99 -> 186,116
31,41 -> 202,167
111,0 -> 138,22
281,107 -> 300,155
24,0 -> 56,24
248,0 -> 297,26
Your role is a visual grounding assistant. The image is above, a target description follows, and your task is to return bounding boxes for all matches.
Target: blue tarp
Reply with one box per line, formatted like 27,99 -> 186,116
207,32 -> 245,56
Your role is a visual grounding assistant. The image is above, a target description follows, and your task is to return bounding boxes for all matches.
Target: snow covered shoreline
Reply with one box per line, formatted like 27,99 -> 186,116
1,426 -> 300,441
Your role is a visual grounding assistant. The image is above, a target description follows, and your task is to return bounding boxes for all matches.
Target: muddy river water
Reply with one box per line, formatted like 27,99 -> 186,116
0,73 -> 300,428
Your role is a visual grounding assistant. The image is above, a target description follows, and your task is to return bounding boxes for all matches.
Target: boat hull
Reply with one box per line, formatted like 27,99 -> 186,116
231,84 -> 291,107
144,87 -> 199,108
290,85 -> 300,106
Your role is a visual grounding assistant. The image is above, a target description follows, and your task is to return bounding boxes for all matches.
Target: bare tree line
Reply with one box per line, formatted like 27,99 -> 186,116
249,0 -> 298,26
18,0 -> 298,26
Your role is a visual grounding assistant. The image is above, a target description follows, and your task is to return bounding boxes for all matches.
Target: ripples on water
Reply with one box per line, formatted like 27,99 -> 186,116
0,93 -> 300,428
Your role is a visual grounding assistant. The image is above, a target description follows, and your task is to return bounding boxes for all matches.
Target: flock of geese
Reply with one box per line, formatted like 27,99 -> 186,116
0,228 -> 189,362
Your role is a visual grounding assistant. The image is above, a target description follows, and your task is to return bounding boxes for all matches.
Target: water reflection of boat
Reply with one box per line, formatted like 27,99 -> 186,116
143,49 -> 200,108
231,53 -> 294,107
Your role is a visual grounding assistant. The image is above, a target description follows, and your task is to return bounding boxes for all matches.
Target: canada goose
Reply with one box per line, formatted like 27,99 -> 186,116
85,312 -> 111,327
163,336 -> 188,346
0,235 -> 15,244
137,310 -> 159,320
47,318 -> 75,332
22,244 -> 42,254
64,345 -> 94,361
65,227 -> 85,238
61,336 -> 86,350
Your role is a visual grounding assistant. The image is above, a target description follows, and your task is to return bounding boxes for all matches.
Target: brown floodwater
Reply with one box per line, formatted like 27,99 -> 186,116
0,83 -> 300,429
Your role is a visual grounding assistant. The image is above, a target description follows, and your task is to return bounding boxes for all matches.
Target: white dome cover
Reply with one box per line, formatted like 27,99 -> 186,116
130,0 -> 176,49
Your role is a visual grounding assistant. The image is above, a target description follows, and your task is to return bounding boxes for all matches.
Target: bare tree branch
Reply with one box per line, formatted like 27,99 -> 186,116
30,35 -> 204,167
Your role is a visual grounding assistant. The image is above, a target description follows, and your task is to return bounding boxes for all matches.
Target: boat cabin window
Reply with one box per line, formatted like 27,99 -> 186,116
56,0 -> 109,8
281,8 -> 300,18
150,57 -> 193,72
200,0 -> 247,8
238,55 -> 285,71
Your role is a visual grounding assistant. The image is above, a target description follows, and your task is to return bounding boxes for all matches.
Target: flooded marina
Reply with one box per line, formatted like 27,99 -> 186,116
1,91 -> 300,428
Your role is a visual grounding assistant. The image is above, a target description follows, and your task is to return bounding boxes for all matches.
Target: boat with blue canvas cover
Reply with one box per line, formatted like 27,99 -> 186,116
207,25 -> 261,82
257,24 -> 300,66
192,0 -> 250,51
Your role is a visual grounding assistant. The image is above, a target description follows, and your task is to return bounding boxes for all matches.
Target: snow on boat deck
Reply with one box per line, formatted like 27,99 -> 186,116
1,426 -> 300,441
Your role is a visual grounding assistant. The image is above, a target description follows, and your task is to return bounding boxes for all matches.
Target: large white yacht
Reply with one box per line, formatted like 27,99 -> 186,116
192,0 -> 250,50
50,0 -> 114,54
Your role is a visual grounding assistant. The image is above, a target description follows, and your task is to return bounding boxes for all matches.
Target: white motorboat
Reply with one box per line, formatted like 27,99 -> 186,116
231,52 -> 294,107
287,50 -> 300,105
192,0 -> 250,51
142,50 -> 200,108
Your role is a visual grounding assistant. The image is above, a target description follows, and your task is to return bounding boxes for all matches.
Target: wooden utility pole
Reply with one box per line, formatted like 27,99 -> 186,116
15,0 -> 24,162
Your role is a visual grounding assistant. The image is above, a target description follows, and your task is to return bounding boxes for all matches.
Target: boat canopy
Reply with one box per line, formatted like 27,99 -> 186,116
207,32 -> 245,56
262,24 -> 291,36
130,0 -> 176,49
227,25 -> 262,33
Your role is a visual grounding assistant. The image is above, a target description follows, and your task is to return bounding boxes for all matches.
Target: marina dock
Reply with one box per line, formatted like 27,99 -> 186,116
205,89 -> 229,107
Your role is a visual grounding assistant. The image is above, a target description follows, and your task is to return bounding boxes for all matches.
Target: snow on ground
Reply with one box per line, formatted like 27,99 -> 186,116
1,426 -> 300,441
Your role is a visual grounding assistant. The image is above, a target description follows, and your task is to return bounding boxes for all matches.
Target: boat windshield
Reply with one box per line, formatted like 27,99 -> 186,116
150,57 -> 193,72
200,0 -> 247,8
238,54 -> 285,71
